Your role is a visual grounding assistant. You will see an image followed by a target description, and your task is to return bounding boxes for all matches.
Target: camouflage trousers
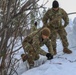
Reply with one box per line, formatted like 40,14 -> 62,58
22,42 -> 39,66
50,28 -> 69,50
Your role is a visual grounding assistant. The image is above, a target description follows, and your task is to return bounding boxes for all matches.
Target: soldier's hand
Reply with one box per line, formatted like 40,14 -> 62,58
46,53 -> 53,60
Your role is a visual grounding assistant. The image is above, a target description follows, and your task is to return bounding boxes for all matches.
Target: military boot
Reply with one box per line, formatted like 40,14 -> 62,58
21,54 -> 28,62
54,49 -> 57,55
63,48 -> 72,54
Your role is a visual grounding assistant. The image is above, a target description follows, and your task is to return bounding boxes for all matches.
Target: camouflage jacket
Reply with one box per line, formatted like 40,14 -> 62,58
42,8 -> 69,28
22,29 -> 54,56
31,25 -> 37,32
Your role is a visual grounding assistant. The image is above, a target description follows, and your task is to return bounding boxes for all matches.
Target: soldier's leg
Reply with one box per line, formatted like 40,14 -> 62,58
33,51 -> 40,67
27,49 -> 39,69
50,31 -> 57,55
21,41 -> 30,62
58,29 -> 72,54
27,52 -> 34,69
58,29 -> 68,47
22,42 -> 35,68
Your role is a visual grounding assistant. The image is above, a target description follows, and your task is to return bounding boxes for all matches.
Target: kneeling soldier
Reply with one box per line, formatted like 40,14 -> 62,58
22,27 -> 54,69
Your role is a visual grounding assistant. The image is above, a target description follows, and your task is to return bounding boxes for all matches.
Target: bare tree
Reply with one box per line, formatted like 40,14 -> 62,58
0,0 -> 48,74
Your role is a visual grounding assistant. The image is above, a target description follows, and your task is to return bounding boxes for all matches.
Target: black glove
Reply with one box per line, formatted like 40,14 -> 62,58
46,53 -> 53,60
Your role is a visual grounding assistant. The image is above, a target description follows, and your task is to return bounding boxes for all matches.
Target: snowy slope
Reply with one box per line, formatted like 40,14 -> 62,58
21,40 -> 76,75
21,52 -> 76,75
15,23 -> 76,75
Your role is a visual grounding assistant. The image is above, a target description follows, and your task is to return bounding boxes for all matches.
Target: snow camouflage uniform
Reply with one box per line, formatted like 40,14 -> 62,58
42,7 -> 72,54
22,28 -> 54,68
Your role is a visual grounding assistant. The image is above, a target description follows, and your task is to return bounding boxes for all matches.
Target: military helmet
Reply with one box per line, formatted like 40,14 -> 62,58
52,0 -> 59,8
41,27 -> 50,37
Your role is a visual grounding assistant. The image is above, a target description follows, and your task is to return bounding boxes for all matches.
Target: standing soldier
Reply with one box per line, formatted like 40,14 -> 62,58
22,27 -> 54,69
31,21 -> 37,32
42,0 -> 72,55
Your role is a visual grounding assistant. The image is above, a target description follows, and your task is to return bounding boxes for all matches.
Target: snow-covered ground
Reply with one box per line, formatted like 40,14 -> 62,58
14,22 -> 76,75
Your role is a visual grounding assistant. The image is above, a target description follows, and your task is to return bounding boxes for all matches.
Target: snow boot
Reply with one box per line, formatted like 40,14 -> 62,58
21,54 -> 28,62
63,48 -> 72,54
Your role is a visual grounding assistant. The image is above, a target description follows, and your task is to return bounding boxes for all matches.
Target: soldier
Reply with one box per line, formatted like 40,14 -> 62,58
31,21 -> 37,32
42,0 -> 72,55
22,27 -> 54,69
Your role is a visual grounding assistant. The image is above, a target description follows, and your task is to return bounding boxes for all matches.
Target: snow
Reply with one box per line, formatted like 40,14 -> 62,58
21,50 -> 76,75
13,19 -> 76,75
21,47 -> 76,75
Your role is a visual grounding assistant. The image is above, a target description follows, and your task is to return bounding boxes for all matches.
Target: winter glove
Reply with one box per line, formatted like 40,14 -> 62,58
46,53 -> 53,60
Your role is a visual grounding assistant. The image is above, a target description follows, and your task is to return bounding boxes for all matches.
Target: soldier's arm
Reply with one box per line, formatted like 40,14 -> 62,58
61,9 -> 69,27
22,36 -> 31,51
32,36 -> 47,56
42,10 -> 50,26
45,39 -> 54,55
